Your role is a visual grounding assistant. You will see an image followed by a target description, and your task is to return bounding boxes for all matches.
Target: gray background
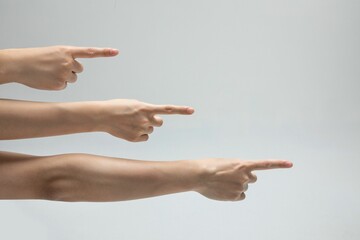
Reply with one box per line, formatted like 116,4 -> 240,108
1,0 -> 359,239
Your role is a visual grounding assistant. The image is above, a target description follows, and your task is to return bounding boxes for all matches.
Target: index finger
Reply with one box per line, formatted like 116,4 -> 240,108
69,47 -> 119,58
149,104 -> 195,115
246,160 -> 293,171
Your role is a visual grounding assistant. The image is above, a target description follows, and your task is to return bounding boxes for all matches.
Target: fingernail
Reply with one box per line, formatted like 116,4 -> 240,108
285,161 -> 293,167
186,107 -> 195,114
110,49 -> 119,55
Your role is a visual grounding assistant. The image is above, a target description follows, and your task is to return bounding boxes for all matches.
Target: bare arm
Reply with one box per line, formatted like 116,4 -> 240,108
0,99 -> 194,141
0,151 -> 293,202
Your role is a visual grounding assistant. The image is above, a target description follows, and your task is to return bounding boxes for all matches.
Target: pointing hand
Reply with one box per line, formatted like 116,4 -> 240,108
193,158 -> 293,201
95,99 -> 195,142
0,45 -> 118,90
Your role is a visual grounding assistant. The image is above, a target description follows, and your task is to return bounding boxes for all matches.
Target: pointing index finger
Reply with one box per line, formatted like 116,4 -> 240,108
246,160 -> 293,171
149,104 -> 195,115
70,47 -> 119,58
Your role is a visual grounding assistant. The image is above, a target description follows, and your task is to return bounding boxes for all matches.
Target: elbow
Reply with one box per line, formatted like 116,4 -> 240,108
41,155 -> 82,202
43,177 -> 78,202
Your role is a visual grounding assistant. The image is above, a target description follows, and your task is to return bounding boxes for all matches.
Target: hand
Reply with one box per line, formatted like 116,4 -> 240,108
96,99 -> 195,142
193,158 -> 293,201
0,46 -> 118,90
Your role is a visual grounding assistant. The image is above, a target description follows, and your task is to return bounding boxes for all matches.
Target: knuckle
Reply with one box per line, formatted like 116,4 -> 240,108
223,192 -> 236,201
62,60 -> 73,70
131,100 -> 143,110
86,48 -> 96,57
53,81 -> 66,90
138,118 -> 150,128
237,184 -> 244,192
56,46 -> 72,57
239,194 -> 246,201
236,163 -> 247,171
55,45 -> 68,53
135,127 -> 143,135
137,104 -> 149,113
264,161 -> 272,168
243,176 -> 250,183
228,192 -> 245,201
127,134 -> 138,142
164,105 -> 174,113
103,48 -> 111,56
136,134 -> 149,142
141,119 -> 150,126
148,126 -> 154,133
229,192 -> 240,201
130,99 -> 141,103
58,72 -> 68,81
57,76 -> 66,83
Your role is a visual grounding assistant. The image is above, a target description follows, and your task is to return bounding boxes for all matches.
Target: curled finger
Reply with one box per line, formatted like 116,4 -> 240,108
235,192 -> 246,201
136,134 -> 149,142
150,115 -> 163,127
72,60 -> 84,73
67,72 -> 78,83
54,80 -> 67,90
146,126 -> 154,134
248,173 -> 257,183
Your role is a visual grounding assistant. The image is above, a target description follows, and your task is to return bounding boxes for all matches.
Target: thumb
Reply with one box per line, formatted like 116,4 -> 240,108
69,47 -> 119,58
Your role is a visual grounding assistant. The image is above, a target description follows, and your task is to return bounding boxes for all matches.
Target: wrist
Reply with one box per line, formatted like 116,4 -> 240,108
0,49 -> 29,85
174,160 -> 206,193
0,50 -> 13,84
56,101 -> 105,134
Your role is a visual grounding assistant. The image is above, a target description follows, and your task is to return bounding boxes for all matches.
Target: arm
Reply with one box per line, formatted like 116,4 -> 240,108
0,99 -> 194,141
0,46 -> 118,90
0,151 -> 292,202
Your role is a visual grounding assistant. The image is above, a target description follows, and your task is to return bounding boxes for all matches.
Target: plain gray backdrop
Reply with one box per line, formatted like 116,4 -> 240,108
1,0 -> 359,239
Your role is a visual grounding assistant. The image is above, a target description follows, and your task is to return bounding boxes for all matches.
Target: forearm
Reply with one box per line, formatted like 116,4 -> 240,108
0,99 -> 101,139
0,151 -> 201,201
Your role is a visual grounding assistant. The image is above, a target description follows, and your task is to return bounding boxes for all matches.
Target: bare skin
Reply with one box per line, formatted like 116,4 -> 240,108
0,98 -> 194,141
0,45 -> 293,202
0,151 -> 293,202
0,46 -> 119,90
